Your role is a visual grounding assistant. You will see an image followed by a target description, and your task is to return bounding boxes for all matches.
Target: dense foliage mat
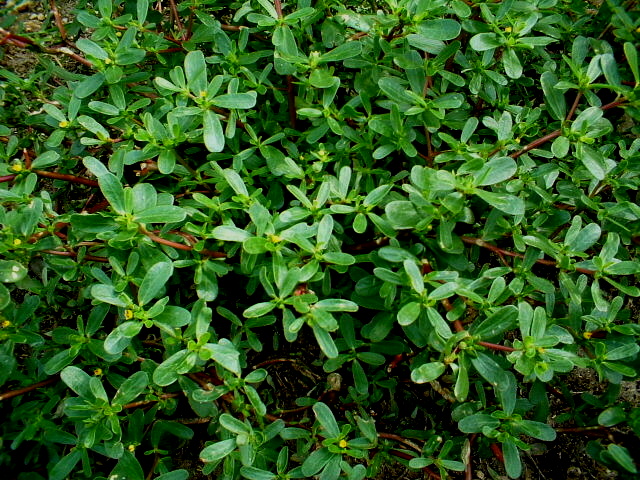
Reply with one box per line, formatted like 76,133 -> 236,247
1,0 -> 640,478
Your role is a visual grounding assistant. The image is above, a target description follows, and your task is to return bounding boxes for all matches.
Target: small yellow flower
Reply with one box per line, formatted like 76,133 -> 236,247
338,439 -> 348,448
13,239 -> 22,246
128,444 -> 136,452
59,120 -> 70,128
104,58 -> 113,64
10,163 -> 23,172
505,27 -> 512,33
94,368 -> 103,376
583,331 -> 593,339
124,309 -> 134,320
1,320 -> 11,328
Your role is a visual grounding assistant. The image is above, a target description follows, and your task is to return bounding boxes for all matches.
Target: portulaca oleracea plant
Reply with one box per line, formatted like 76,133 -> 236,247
0,0 -> 639,479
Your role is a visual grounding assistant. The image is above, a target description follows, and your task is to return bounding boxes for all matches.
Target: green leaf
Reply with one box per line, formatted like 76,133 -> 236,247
319,41 -> 362,63
104,321 -> 143,354
378,77 -> 416,105
598,406 -> 626,427
243,302 -> 276,318
541,71 -> 566,121
417,19 -> 461,41
31,151 -> 60,169
112,371 -> 148,406
49,449 -> 82,480
314,299 -> 358,312
0,284 -> 9,310
185,50 -> 207,94
76,38 -> 108,60
502,437 -> 522,479
207,340 -> 241,375
203,110 -> 225,152
575,143 -> 606,180
604,261 -> 640,275
212,92 -> 257,109
502,48 -> 522,79
398,301 -> 421,326
134,206 -> 186,224
0,260 -> 27,283
474,190 -> 524,216
61,366 -> 92,398
470,33 -> 502,51
301,447 -> 333,476
75,73 -> 106,99
313,402 -> 340,437
473,157 -> 517,186
472,306 -> 518,339
411,362 -> 446,383
624,42 -> 639,84
607,444 -> 638,473
403,259 -> 424,293
200,439 -> 237,463
138,261 -> 173,305
212,225 -> 252,242
312,325 -> 339,358
239,466 -> 277,480
458,414 -> 500,433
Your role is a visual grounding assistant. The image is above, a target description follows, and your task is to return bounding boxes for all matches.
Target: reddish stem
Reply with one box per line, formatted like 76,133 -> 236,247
478,341 -> 516,352
33,170 -> 99,187
144,232 -> 226,258
274,0 -> 283,18
490,443 -> 504,463
0,175 -> 16,183
566,92 -> 582,122
0,377 -> 59,401
40,249 -> 109,262
460,236 -> 595,275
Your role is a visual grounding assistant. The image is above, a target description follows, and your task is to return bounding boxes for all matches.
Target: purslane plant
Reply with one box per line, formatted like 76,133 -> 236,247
1,0 -> 639,479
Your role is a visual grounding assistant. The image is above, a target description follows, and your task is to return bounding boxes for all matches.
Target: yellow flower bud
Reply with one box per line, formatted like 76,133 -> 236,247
59,120 -> 69,128
505,27 -> 512,33
128,444 -> 136,452
583,331 -> 593,339
10,163 -> 23,172
338,439 -> 348,448
124,309 -> 134,320
1,320 -> 11,328
105,58 -> 112,64
13,239 -> 22,246
94,368 -> 103,376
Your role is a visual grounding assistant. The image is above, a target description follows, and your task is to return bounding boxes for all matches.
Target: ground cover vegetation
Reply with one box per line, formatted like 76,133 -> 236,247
0,0 -> 639,478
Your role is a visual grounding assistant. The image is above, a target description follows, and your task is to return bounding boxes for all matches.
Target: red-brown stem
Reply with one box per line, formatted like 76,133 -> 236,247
0,377 -> 59,401
23,148 -> 32,169
221,24 -> 248,32
478,341 -> 516,352
490,443 -> 504,463
167,0 -> 184,33
49,0 -> 67,40
601,99 -> 626,110
389,450 -> 441,480
33,169 -> 99,187
274,0 -> 284,18
466,434 -> 477,480
378,432 -> 422,453
144,232 -> 226,258
510,129 -> 562,159
460,236 -> 596,275
0,175 -> 15,183
453,319 -> 464,332
566,92 -> 582,122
